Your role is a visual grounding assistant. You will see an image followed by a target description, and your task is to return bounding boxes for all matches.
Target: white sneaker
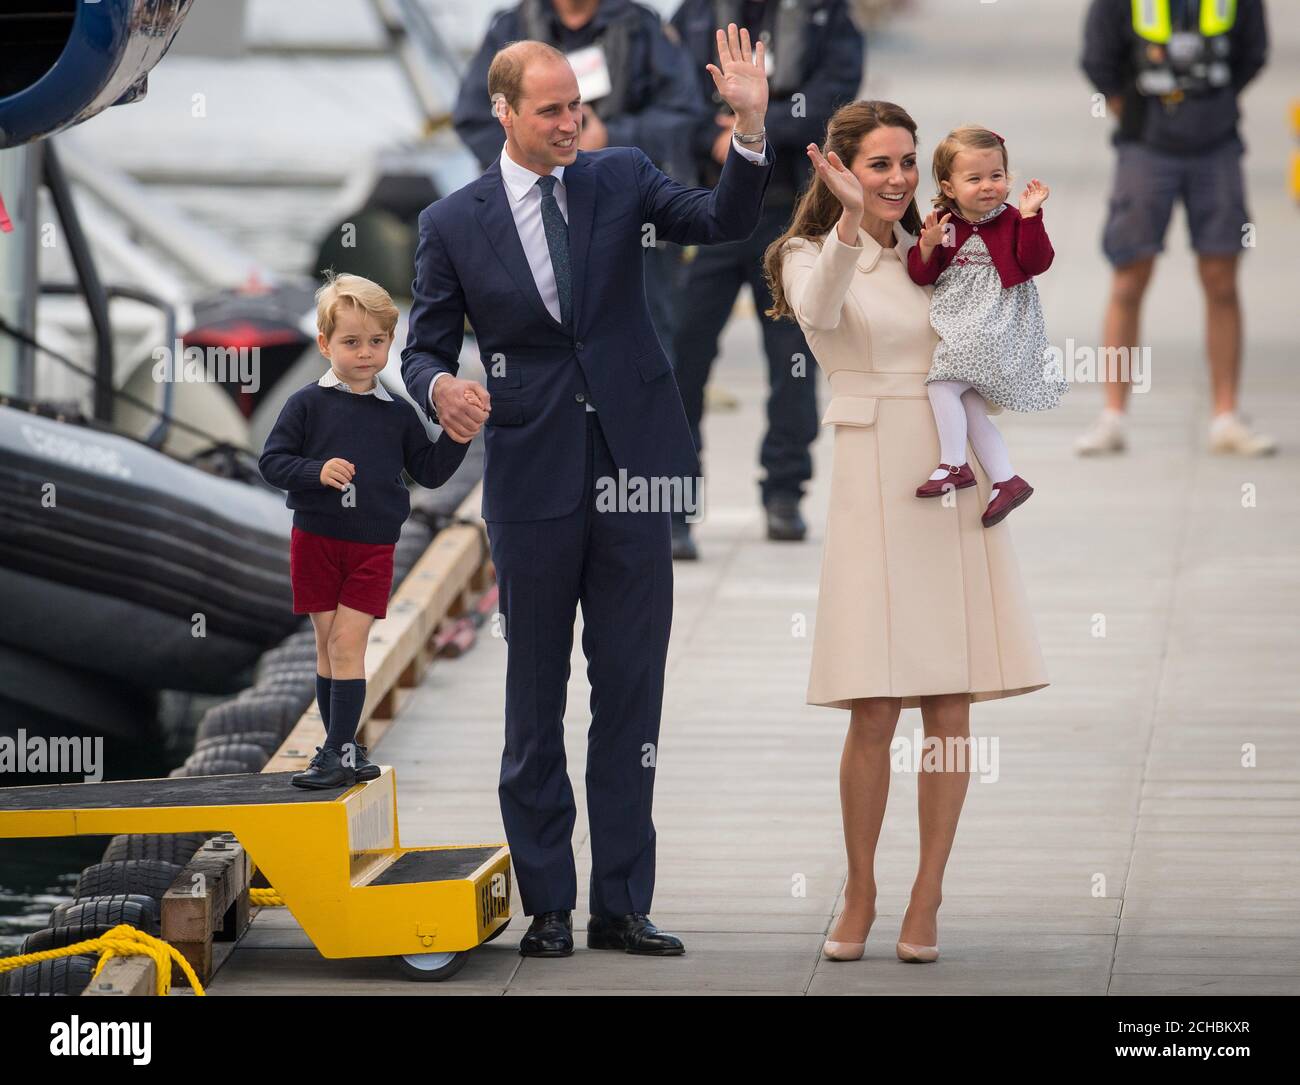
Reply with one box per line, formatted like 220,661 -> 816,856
1208,412 -> 1277,455
1074,409 -> 1126,455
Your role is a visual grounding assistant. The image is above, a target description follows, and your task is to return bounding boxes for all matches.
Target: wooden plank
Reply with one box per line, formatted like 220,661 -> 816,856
162,834 -> 251,988
82,956 -> 156,996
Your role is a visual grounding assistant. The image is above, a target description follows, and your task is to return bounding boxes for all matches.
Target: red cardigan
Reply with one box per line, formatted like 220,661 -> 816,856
906,204 -> 1053,289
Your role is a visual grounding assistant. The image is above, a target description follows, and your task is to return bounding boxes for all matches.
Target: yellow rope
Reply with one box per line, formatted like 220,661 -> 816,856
250,887 -> 284,906
0,924 -> 205,995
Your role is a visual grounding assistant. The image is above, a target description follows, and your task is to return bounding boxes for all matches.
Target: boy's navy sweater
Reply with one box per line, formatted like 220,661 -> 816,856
258,381 -> 469,544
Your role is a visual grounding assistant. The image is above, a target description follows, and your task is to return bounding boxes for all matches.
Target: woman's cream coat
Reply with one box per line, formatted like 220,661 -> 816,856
781,220 -> 1049,709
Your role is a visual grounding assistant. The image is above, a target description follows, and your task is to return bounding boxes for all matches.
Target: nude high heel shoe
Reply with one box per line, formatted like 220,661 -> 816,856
823,909 -> 874,961
822,938 -> 866,962
897,901 -> 939,961
895,941 -> 939,963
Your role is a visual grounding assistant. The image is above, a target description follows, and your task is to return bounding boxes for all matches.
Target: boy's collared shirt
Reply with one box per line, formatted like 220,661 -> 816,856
319,368 -> 394,400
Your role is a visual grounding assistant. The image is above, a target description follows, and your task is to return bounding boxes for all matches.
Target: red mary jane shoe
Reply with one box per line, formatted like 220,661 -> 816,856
981,475 -> 1033,527
916,463 -> 976,498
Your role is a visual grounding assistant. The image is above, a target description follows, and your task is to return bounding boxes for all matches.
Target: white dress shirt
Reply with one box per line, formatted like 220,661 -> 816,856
319,368 -> 393,400
429,134 -> 768,417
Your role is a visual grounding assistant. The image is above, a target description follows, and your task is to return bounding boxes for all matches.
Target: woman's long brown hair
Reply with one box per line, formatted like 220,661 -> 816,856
763,100 -> 924,322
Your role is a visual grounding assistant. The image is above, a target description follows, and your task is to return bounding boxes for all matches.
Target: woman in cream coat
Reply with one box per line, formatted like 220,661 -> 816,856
762,101 -> 1049,963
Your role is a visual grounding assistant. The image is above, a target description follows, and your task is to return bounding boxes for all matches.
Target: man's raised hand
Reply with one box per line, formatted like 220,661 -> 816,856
705,24 -> 768,132
434,376 -> 490,443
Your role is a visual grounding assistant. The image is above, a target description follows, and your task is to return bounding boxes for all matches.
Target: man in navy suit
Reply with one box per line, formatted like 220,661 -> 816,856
401,24 -> 773,957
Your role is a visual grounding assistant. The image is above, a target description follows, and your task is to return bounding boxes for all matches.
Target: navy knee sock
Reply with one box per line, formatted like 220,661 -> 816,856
325,677 -> 366,754
315,673 -> 332,735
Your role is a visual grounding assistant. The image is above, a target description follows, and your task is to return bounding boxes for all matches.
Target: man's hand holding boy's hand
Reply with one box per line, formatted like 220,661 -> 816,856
320,457 -> 355,490
434,375 -> 490,443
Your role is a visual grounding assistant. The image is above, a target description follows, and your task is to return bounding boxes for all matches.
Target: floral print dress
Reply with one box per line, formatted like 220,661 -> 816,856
924,204 -> 1068,411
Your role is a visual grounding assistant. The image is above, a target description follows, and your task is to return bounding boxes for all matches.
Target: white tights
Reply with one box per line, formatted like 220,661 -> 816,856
925,380 -> 1014,484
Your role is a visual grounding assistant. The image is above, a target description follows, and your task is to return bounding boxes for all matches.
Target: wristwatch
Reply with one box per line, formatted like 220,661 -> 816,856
734,127 -> 766,145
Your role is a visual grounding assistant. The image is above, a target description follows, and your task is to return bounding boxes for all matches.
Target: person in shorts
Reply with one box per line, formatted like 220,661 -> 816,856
259,272 -> 473,787
1078,0 -> 1274,455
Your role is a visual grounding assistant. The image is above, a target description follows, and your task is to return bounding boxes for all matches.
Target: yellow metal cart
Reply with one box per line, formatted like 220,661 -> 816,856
0,768 -> 511,982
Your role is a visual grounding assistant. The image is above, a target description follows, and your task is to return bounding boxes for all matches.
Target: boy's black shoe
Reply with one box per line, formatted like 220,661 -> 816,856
344,742 -> 381,782
587,913 -> 685,955
291,746 -> 356,790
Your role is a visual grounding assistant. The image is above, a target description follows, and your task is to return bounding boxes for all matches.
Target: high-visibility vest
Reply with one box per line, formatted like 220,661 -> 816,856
1131,0 -> 1236,97
1131,0 -> 1235,43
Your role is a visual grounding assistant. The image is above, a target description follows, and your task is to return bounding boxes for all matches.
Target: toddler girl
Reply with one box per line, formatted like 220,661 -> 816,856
906,125 -> 1067,527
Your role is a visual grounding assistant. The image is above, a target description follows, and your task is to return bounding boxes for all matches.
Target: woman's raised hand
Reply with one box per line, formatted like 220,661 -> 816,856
806,144 -> 863,216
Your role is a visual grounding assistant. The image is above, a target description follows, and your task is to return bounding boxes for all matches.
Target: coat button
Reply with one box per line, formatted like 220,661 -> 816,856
575,392 -> 585,403
972,226 -> 979,232
575,341 -> 584,351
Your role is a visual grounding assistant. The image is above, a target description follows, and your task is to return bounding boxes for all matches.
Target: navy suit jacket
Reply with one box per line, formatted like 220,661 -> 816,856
401,139 -> 775,522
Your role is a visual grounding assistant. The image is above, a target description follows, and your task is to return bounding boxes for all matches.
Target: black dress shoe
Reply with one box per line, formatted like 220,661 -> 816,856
587,913 -> 685,955
764,495 -> 806,542
290,746 -> 356,790
519,910 -> 573,957
342,742 -> 381,782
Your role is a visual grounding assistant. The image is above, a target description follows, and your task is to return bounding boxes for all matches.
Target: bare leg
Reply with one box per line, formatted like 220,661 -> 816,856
829,696 -> 903,943
326,603 -> 374,681
1101,257 -> 1156,412
309,610 -> 335,679
900,692 -> 972,947
1196,254 -> 1241,417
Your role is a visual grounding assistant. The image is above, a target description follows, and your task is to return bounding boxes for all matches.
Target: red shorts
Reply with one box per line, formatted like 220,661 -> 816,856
290,526 -> 395,619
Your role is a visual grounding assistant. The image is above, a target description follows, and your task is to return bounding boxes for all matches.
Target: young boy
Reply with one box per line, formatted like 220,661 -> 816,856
258,271 -> 474,788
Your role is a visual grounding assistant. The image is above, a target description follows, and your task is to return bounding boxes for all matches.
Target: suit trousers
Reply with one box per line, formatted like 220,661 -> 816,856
485,410 -> 673,917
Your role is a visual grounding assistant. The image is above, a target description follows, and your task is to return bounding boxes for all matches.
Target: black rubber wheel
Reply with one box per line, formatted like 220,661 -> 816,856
184,750 -> 264,775
102,832 -> 211,865
188,741 -> 269,769
249,672 -> 314,697
202,693 -> 306,740
254,635 -> 317,680
3,954 -> 97,995
21,916 -> 156,951
74,860 -> 183,902
50,894 -> 161,935
394,950 -> 470,982
194,731 -> 282,755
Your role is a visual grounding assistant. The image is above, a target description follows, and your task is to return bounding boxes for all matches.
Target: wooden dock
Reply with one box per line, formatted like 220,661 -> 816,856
205,0 -> 1300,995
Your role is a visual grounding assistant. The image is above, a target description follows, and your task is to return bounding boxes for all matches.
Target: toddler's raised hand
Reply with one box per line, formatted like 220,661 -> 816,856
1019,178 -> 1049,217
919,209 -> 952,261
320,457 -> 355,490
